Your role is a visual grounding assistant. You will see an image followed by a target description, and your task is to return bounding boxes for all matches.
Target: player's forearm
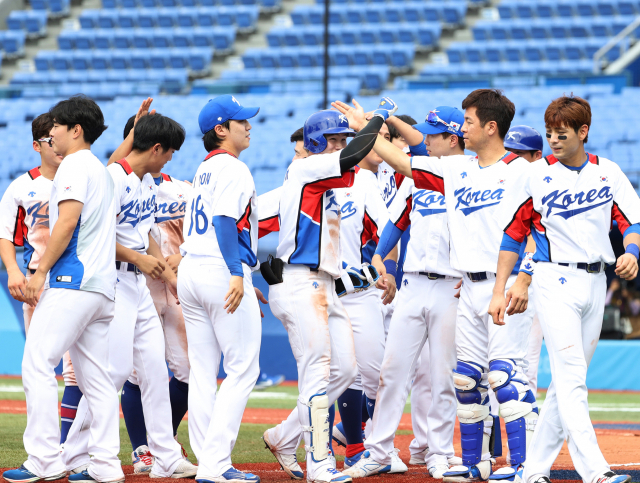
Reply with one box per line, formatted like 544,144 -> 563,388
339,116 -> 384,173
525,234 -> 536,253
116,242 -> 143,265
147,235 -> 176,282
384,245 -> 398,263
386,116 -> 423,146
372,136 -> 412,178
0,239 -> 19,273
493,250 -> 520,294
108,131 -> 134,166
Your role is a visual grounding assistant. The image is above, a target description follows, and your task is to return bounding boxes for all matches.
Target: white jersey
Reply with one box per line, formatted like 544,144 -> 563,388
376,161 -> 400,209
389,178 -> 461,277
257,186 -> 282,238
107,159 -> 157,253
46,149 -> 117,299
181,149 -> 258,269
501,153 -> 640,264
0,167 -> 52,271
275,151 -> 355,278
151,174 -> 191,258
411,152 -> 528,273
334,166 -> 389,266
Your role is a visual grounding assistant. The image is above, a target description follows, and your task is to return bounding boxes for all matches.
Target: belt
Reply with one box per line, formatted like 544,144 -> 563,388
29,269 -> 36,275
466,271 -> 496,282
419,272 -> 452,280
558,262 -> 604,273
115,261 -> 142,275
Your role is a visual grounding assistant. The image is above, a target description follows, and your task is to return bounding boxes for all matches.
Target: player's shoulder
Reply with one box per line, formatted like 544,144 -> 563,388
502,152 -> 529,167
107,158 -> 133,177
592,154 -> 620,172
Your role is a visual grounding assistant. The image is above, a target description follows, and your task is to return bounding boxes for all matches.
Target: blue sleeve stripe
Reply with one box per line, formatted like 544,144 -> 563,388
623,224 -> 640,237
375,220 -> 403,260
500,232 -> 522,254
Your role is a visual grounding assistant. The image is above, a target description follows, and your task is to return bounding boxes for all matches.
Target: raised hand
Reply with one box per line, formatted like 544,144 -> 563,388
134,97 -> 156,126
331,99 -> 367,132
372,97 -> 398,121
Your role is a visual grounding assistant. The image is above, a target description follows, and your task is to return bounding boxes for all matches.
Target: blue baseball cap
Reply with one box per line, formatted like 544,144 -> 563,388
414,106 -> 464,138
198,95 -> 260,135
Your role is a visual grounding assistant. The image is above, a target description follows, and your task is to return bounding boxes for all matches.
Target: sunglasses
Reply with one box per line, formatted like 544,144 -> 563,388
38,137 -> 53,146
427,111 -> 452,129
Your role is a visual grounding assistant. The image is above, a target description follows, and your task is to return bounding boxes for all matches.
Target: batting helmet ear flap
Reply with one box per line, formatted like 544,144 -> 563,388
303,110 -> 356,154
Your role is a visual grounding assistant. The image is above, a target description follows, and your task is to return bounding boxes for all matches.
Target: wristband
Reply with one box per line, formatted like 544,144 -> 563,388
383,259 -> 397,278
519,251 -> 535,276
625,243 -> 640,259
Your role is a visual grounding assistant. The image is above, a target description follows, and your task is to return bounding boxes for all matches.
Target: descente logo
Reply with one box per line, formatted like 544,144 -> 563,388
542,186 -> 613,219
453,187 -> 505,215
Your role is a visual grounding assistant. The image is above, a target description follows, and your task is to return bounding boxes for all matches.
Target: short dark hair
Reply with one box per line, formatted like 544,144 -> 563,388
32,113 -> 53,142
441,132 -> 466,151
49,95 -> 107,145
131,115 -> 185,153
290,127 -> 304,143
123,115 -> 136,140
388,114 -> 417,140
544,95 -> 591,144
461,89 -> 515,140
202,120 -> 230,152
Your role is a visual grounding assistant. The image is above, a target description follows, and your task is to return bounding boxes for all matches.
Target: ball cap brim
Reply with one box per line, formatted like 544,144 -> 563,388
414,122 -> 448,135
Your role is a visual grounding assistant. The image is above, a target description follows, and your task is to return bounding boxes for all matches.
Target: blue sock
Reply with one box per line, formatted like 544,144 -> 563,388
169,377 -> 189,436
337,389 -> 364,445
328,403 -> 335,454
361,393 -> 369,423
60,386 -> 83,444
366,396 -> 376,419
121,381 -> 148,449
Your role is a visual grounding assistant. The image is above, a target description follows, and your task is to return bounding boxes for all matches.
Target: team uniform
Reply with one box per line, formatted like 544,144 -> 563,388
499,154 -> 640,483
63,159 -> 186,478
263,150 -> 358,482
178,149 -> 262,480
404,153 -> 538,481
17,150 -> 123,482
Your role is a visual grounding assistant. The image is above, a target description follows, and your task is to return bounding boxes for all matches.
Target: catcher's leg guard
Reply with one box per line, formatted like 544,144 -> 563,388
301,393 -> 331,463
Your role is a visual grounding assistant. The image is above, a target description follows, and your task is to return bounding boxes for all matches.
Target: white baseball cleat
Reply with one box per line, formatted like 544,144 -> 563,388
449,456 -> 463,467
262,430 -> 303,480
429,464 -> 451,479
342,451 -> 391,478
389,448 -> 408,474
443,461 -> 492,482
409,449 -> 427,466
595,471 -> 632,483
132,445 -> 155,474
69,465 -> 88,476
151,459 -> 198,479
307,466 -> 352,483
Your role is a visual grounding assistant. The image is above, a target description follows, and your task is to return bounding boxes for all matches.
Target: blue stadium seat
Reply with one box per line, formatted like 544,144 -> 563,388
113,31 -> 131,48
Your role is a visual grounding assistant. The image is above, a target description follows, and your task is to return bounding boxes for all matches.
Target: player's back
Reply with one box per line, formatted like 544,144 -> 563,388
48,149 -> 117,299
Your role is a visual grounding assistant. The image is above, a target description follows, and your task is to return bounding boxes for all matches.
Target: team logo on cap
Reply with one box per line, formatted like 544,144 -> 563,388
231,95 -> 240,105
339,114 -> 347,124
507,131 -> 518,140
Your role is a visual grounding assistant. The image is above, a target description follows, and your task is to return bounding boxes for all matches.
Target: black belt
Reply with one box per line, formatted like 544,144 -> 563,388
559,262 -> 603,273
115,261 -> 142,275
29,269 -> 36,275
419,272 -> 446,280
467,271 -> 493,282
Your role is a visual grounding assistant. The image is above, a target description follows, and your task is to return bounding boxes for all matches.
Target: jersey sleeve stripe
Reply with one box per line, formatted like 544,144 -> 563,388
503,152 -> 520,164
394,172 -> 405,189
258,215 -> 280,239
588,153 -> 599,165
393,194 -> 412,231
115,159 -> 133,175
612,201 -> 632,235
12,206 -> 26,246
361,210 -> 380,246
162,173 -> 172,182
412,169 -> 445,194
544,155 -> 559,165
504,197 -> 533,243
28,167 -> 41,180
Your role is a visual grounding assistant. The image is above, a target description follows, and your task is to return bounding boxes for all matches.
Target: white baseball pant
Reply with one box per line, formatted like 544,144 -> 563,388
340,288 -> 385,399
266,265 -> 357,477
147,276 -> 190,383
63,267 -> 183,477
177,256 -> 261,480
524,263 -> 609,483
525,313 -> 543,396
22,288 -> 122,482
408,343 -> 431,459
365,273 -> 458,467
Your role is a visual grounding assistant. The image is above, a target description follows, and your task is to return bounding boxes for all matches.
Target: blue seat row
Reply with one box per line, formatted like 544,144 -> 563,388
497,0 -> 640,19
472,15 -> 638,40
242,45 -> 415,70
79,6 -> 258,31
102,0 -> 279,8
0,31 -> 26,57
313,0 -> 482,4
267,23 -> 441,49
30,0 -> 70,17
7,11 -> 48,38
419,59 -> 594,78
34,47 -> 212,72
290,2 -> 467,27
58,27 -> 235,52
447,39 -> 620,64
11,68 -> 188,85
219,65 -> 390,91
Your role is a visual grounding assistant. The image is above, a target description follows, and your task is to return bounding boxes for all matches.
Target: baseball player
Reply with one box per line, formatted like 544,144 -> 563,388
0,113 -> 83,447
490,95 -> 637,483
333,90 -> 539,482
503,126 -> 544,396
61,114 -> 197,480
2,96 -> 123,483
262,102 -> 397,483
178,95 -> 262,483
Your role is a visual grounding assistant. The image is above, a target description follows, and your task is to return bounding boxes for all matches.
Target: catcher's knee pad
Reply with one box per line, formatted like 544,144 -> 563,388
301,393 -> 330,463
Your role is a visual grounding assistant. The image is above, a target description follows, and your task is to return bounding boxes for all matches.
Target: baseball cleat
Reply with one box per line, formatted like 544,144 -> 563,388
389,448 -> 408,474
68,470 -> 124,483
429,464 -> 452,479
152,459 -> 198,479
489,465 -> 522,481
132,445 -> 155,474
449,456 -> 464,467
308,466 -> 352,483
2,466 -> 65,483
262,430 -> 303,479
69,465 -> 89,475
342,451 -> 391,478
332,423 -> 347,448
196,467 -> 260,483
595,472 -> 632,483
254,373 -> 285,391
531,478 -> 551,483
409,449 -> 427,465
443,461 -> 492,482
343,450 -> 365,470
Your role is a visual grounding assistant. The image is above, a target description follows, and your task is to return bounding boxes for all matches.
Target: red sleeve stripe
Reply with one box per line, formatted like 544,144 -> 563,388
361,210 -> 379,246
116,159 -> 133,175
612,202 -> 631,234
28,167 -> 41,179
412,169 -> 444,194
504,197 -> 534,243
236,201 -> 252,233
394,172 -> 405,188
544,155 -> 559,165
162,173 -> 172,182
12,206 -> 26,247
393,194 -> 412,231
531,209 -> 545,233
503,152 -> 520,164
258,215 -> 280,238
587,153 -> 599,165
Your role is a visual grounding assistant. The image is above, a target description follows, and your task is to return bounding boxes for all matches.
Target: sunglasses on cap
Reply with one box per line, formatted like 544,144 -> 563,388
427,111 -> 455,130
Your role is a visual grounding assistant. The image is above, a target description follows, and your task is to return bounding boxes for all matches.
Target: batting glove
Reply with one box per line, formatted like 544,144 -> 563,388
336,265 -> 368,297
373,97 -> 398,121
